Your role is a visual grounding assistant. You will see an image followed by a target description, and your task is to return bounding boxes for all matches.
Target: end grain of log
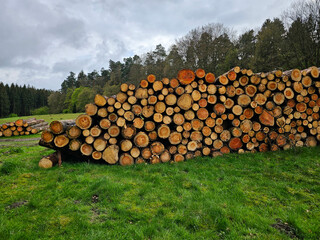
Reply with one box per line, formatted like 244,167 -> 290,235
177,69 -> 195,85
119,153 -> 134,166
102,145 -> 119,164
39,152 -> 59,168
134,132 -> 149,148
80,143 -> 93,156
94,94 -> 107,107
76,114 -> 92,130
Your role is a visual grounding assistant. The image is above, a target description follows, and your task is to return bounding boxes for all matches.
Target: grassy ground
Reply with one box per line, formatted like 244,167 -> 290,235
0,137 -> 319,239
0,113 -> 81,125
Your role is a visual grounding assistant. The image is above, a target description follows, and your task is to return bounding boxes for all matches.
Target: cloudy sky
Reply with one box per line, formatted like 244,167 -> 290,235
0,0 -> 294,90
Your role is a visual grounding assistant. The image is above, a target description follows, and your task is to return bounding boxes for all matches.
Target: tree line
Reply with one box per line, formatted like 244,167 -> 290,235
0,82 -> 51,118
0,0 -> 318,117
47,0 -> 319,114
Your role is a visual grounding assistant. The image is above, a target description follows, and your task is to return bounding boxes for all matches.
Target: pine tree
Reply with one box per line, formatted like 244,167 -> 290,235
0,82 -> 10,117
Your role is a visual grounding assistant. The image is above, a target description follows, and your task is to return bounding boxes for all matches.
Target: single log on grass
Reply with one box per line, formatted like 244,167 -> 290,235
39,152 -> 59,168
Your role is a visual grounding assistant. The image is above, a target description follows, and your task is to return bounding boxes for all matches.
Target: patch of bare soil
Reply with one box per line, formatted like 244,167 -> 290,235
272,219 -> 299,239
6,200 -> 29,210
0,138 -> 40,142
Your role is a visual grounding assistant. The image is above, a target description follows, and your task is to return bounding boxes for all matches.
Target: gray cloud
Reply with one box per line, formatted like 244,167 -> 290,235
0,0 -> 293,90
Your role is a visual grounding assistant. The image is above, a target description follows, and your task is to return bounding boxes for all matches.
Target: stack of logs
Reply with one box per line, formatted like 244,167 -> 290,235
0,118 -> 48,137
39,66 -> 320,167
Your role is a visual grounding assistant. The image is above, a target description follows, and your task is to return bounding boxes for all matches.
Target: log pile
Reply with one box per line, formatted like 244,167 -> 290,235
39,66 -> 320,166
0,118 -> 48,137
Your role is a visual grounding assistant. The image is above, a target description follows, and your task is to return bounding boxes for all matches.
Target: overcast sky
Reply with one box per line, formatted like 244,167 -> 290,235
0,0 -> 294,90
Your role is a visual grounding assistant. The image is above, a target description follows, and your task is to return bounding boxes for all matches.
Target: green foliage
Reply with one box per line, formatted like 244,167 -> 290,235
0,82 -> 10,118
48,91 -> 65,114
31,106 -> 49,115
69,87 -> 83,113
254,18 -> 287,72
103,82 -> 120,97
8,113 -> 18,118
76,88 -> 95,112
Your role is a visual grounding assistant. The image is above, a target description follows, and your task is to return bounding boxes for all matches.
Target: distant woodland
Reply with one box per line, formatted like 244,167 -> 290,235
0,0 -> 319,117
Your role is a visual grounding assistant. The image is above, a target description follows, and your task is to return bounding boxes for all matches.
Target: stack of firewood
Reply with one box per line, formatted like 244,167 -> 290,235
39,66 -> 320,167
0,118 -> 48,137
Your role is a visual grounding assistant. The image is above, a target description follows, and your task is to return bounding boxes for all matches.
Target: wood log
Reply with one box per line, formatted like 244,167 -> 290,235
39,152 -> 59,168
54,135 -> 69,148
41,130 -> 54,143
142,106 -> 154,118
259,110 -> 274,126
50,120 -> 75,134
93,137 -> 107,152
147,74 -> 156,83
205,72 -> 215,83
141,148 -> 152,159
135,88 -> 148,99
120,140 -> 133,152
151,142 -> 165,155
177,94 -> 193,110
92,151 -> 102,160
69,139 -> 82,151
132,105 -> 142,115
85,103 -> 98,116
102,145 -> 119,164
158,124 -> 171,139
119,153 -> 134,166
178,69 -> 195,85
66,126 -> 81,139
134,132 -> 149,147
174,154 -> 185,162
76,115 -> 92,130
108,125 -> 120,137
229,137 -> 243,150
80,143 -> 93,156
94,94 -> 107,107
169,132 -> 182,145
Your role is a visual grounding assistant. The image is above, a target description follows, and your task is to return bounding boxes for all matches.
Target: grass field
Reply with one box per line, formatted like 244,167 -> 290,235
0,135 -> 319,239
0,113 -> 81,125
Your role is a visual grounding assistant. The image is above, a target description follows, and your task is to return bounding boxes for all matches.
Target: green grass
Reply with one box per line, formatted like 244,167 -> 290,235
0,137 -> 320,239
0,113 -> 81,125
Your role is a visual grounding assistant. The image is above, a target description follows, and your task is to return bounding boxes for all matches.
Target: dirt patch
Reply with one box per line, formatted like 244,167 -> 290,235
92,194 -> 99,203
6,200 -> 28,210
0,138 -> 40,142
272,219 -> 299,239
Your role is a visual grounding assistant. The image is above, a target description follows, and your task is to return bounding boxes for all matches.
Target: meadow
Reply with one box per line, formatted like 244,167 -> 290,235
0,128 -> 319,239
0,113 -> 81,125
